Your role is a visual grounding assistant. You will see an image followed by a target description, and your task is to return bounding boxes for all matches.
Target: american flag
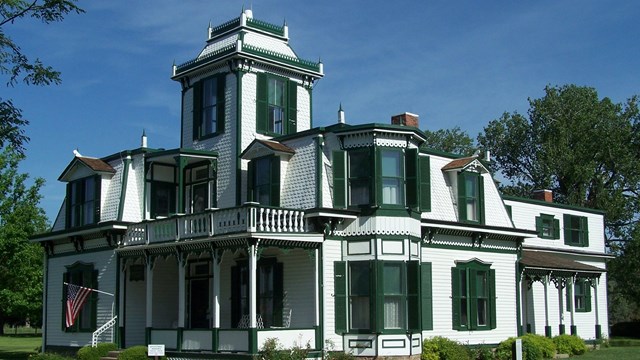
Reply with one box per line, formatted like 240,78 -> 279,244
66,283 -> 92,328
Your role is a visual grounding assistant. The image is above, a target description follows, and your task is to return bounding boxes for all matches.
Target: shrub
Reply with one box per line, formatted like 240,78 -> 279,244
28,353 -> 74,360
422,336 -> 471,360
255,338 -> 310,360
495,336 -> 547,360
118,345 -> 166,360
77,343 -> 118,360
553,334 -> 587,355
522,334 -> 555,359
470,344 -> 494,360
324,339 -> 355,360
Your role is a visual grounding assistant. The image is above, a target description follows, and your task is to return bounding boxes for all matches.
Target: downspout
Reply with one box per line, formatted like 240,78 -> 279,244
117,155 -> 131,221
315,135 -> 324,208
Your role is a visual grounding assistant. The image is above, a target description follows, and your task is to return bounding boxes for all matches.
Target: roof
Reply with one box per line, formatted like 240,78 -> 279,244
241,139 -> 295,160
520,250 -> 605,273
441,156 -> 480,171
58,156 -> 116,181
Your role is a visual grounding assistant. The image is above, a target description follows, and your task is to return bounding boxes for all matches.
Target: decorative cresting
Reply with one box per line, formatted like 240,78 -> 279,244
339,130 -> 417,150
122,204 -> 306,246
335,215 -> 421,238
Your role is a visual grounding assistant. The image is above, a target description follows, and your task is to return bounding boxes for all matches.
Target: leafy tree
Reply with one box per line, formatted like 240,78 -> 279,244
0,0 -> 83,333
422,126 -> 477,156
478,84 -> 640,321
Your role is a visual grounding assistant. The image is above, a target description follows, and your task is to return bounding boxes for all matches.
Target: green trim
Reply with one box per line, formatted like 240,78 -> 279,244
211,328 -> 219,352
246,17 -> 285,36
536,213 -> 560,239
422,242 -> 518,254
176,157 -> 188,213
117,157 -> 131,221
115,255 -> 121,347
316,247 -> 324,350
516,260 -> 523,336
420,147 -> 468,159
503,195 -> 605,215
236,70 -> 243,206
145,148 -> 218,159
209,17 -> 242,38
243,44 -> 321,72
315,136 -> 323,208
42,252 -> 49,351
175,44 -> 236,75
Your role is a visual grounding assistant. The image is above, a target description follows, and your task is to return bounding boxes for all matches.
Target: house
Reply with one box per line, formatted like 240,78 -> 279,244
31,9 -> 609,359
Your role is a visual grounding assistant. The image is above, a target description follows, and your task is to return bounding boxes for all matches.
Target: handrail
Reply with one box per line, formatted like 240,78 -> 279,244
92,316 -> 118,347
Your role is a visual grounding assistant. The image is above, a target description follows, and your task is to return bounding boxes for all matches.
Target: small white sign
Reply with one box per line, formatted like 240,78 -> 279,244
148,344 -> 165,357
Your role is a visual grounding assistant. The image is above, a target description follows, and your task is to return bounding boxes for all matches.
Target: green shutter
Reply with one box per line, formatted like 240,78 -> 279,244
451,267 -> 462,330
94,176 -> 101,224
216,74 -> 226,133
91,269 -> 98,328
374,260 -> 383,332
407,261 -> 420,332
374,147 -> 382,207
535,216 -> 543,237
553,219 -> 560,239
62,272 -> 68,331
566,282 -> 573,311
419,155 -> 431,211
287,80 -> 297,134
405,149 -> 418,209
584,281 -> 592,312
273,262 -> 284,326
581,216 -> 589,247
270,157 -> 280,206
193,80 -> 203,140
478,175 -> 485,224
563,214 -> 571,245
256,73 -> 268,133
489,269 -> 497,329
468,268 -> 479,330
420,262 -> 433,330
334,261 -> 347,334
247,161 -> 255,202
457,173 -> 467,222
332,151 -> 346,208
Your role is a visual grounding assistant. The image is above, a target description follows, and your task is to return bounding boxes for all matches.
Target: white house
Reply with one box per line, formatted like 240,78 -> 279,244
32,10 -> 609,359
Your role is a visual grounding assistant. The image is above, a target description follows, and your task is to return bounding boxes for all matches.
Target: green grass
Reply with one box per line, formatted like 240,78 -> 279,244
576,346 -> 640,359
0,334 -> 42,360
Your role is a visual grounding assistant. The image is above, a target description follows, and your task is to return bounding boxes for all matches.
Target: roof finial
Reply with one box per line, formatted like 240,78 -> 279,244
141,129 -> 148,148
338,103 -> 345,124
73,148 -> 82,157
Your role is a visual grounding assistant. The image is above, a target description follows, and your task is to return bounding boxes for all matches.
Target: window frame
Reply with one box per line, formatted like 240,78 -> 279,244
451,260 -> 496,331
62,262 -> 97,332
377,148 -> 405,207
193,74 -> 226,140
256,73 -> 297,136
563,214 -> 589,247
66,176 -> 100,228
247,155 -> 280,207
457,171 -> 485,224
184,162 -> 216,214
573,279 -> 592,313
536,213 -> 560,239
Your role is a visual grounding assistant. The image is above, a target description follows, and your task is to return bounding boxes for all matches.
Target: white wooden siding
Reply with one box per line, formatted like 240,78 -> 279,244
322,239 -> 343,352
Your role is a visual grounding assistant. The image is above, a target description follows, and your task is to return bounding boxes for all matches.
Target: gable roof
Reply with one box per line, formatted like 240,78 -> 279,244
240,139 -> 295,160
58,156 -> 116,181
441,156 -> 489,173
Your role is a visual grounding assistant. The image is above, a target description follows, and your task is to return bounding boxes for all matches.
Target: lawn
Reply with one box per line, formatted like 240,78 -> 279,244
0,334 -> 42,360
576,346 -> 640,359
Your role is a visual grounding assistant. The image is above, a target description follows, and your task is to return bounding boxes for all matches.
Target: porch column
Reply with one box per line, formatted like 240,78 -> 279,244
118,260 -> 125,347
211,252 -> 221,352
593,278 -> 601,339
569,276 -> 576,335
558,285 -> 565,334
315,248 -> 322,349
145,257 -> 154,344
177,255 -> 186,351
544,275 -> 551,337
248,241 -> 258,354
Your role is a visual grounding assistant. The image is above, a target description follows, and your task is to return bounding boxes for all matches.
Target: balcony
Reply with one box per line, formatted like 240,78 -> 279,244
122,203 -> 307,247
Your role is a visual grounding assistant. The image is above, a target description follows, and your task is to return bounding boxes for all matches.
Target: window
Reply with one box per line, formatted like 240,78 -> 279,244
187,261 -> 211,328
332,148 -> 429,211
193,74 -> 225,139
231,258 -> 283,328
63,262 -> 97,332
452,260 -> 496,331
563,214 -> 589,247
536,214 -> 560,239
457,171 -> 485,223
148,164 -> 176,218
184,163 -> 216,213
334,259 -> 426,334
248,156 -> 280,206
257,73 -> 297,136
568,279 -> 592,313
67,176 -> 100,228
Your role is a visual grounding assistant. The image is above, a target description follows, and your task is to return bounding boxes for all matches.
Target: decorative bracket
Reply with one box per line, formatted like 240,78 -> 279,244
472,233 -> 485,248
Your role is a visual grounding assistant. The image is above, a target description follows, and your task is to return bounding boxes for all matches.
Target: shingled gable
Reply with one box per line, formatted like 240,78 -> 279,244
441,156 -> 488,173
520,250 -> 605,274
240,138 -> 295,160
58,156 -> 116,182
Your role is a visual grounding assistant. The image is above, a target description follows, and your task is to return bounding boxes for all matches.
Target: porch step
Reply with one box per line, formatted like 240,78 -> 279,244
100,350 -> 122,360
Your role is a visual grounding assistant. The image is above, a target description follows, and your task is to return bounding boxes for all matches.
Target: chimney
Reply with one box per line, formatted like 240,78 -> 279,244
533,189 -> 553,203
391,112 -> 419,128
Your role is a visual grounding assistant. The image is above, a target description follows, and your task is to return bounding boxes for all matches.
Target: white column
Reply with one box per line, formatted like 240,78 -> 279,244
569,277 -> 575,331
212,255 -> 221,328
249,243 -> 257,328
593,279 -> 600,328
118,263 -> 125,321
178,258 -> 186,328
544,275 -> 550,331
315,248 -> 320,327
145,259 -> 154,328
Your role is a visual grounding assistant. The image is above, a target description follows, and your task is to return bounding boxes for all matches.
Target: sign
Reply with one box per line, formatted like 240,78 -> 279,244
147,344 -> 165,357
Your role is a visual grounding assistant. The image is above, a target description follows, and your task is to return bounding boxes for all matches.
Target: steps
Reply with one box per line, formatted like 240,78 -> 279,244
100,350 -> 122,360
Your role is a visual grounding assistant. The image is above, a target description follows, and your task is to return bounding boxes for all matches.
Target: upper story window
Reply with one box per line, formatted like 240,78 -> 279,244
185,163 -> 216,213
332,148 -> 430,211
563,214 -> 589,247
257,73 -> 297,136
451,259 -> 496,331
536,213 -> 560,239
148,164 -> 176,218
248,155 -> 280,206
67,176 -> 100,228
193,74 -> 226,140
457,171 -> 485,224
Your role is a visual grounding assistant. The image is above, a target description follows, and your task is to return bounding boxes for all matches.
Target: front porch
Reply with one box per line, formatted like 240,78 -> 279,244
116,204 -> 324,355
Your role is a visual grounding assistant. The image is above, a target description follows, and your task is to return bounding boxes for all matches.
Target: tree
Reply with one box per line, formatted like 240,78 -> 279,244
0,0 -> 83,333
478,84 -> 640,322
422,126 -> 477,156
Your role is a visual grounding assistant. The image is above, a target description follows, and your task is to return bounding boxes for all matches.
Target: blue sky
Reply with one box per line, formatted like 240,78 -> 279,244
7,1 -> 640,222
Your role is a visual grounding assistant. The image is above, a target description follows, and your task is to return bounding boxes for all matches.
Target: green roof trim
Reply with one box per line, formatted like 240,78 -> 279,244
209,17 -> 241,38
503,195 -> 606,215
246,17 -> 285,36
242,44 -> 321,72
175,43 -> 236,75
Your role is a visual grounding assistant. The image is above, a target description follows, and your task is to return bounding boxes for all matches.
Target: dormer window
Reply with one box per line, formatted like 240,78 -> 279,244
457,171 -> 485,224
256,73 -> 297,136
67,176 -> 100,228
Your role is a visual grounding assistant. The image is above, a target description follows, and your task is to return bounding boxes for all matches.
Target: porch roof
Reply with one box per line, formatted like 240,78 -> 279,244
520,250 -> 605,274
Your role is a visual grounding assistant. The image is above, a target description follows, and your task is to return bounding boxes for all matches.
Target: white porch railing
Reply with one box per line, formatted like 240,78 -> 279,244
91,316 -> 117,347
122,204 -> 306,246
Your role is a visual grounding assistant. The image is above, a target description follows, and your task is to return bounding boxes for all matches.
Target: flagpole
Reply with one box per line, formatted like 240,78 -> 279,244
64,282 -> 114,297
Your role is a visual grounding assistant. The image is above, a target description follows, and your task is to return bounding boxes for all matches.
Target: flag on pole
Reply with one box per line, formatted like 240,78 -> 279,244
66,283 -> 92,328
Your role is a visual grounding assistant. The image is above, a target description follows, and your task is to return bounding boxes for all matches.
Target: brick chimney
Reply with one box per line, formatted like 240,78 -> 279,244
533,189 -> 553,203
391,112 -> 419,128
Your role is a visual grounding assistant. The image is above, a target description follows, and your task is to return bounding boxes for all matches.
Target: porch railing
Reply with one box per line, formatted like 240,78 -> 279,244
123,204 -> 306,246
91,315 -> 117,347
